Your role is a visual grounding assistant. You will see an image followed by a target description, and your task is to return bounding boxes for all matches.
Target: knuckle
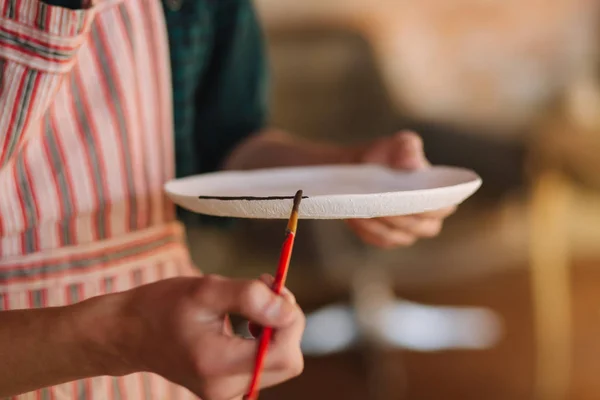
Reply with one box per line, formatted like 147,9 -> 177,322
200,387 -> 227,400
240,280 -> 268,309
396,235 -> 416,247
406,236 -> 418,245
202,274 -> 222,284
368,237 -> 388,249
197,274 -> 221,290
194,357 -> 211,377
395,130 -> 421,145
194,274 -> 218,293
385,231 -> 415,248
269,354 -> 287,371
295,308 -> 307,329
260,274 -> 274,284
193,344 -> 215,377
445,206 -> 457,216
192,274 -> 226,305
376,238 -> 397,249
422,221 -> 442,238
274,349 -> 304,377
288,350 -> 305,377
280,288 -> 297,306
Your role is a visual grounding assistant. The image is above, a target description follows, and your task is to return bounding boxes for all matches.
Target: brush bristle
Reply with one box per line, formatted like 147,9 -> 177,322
292,190 -> 303,213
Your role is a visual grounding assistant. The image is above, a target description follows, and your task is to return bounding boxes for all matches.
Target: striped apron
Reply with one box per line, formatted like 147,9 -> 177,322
0,0 -> 200,397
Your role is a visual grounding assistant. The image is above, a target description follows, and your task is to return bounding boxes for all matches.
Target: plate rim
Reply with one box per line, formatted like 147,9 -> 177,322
164,164 -> 482,201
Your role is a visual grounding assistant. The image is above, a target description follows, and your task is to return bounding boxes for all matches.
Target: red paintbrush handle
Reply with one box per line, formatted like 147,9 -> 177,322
273,231 -> 295,292
248,232 -> 295,337
243,327 -> 273,400
244,232 -> 296,399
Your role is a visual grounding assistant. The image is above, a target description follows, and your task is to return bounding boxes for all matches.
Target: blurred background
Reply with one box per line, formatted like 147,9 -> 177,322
187,1 -> 600,399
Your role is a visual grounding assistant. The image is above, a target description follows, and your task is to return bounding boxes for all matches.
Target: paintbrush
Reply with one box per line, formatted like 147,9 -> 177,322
243,190 -> 303,400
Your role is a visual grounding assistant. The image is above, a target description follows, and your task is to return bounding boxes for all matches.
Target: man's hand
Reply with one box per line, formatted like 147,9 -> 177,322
225,128 -> 454,249
85,275 -> 305,400
0,274 -> 303,399
345,131 -> 455,249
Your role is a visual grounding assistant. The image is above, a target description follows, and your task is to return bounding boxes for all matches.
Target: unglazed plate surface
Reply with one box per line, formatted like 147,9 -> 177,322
164,164 -> 482,219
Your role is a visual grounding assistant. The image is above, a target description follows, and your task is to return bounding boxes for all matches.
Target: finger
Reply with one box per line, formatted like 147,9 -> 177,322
389,131 -> 429,170
195,332 -> 305,400
192,275 -> 298,329
377,216 -> 443,239
199,304 -> 305,376
258,307 -> 306,384
346,219 -> 416,248
347,219 -> 416,248
259,273 -> 274,286
250,275 -> 297,338
376,206 -> 455,230
223,315 -> 235,336
416,206 -> 457,219
258,274 -> 296,304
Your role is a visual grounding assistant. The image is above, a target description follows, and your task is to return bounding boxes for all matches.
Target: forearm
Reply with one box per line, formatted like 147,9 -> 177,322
0,295 -> 129,397
223,129 -> 360,170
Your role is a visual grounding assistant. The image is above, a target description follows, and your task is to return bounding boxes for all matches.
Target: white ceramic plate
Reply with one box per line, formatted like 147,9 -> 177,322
164,164 -> 482,220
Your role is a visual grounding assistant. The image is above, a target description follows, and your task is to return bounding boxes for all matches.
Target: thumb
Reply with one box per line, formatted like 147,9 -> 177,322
249,274 -> 297,338
194,275 -> 298,328
390,131 -> 429,170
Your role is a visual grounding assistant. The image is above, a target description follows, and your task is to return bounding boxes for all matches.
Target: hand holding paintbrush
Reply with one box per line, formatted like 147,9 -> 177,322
244,190 -> 304,400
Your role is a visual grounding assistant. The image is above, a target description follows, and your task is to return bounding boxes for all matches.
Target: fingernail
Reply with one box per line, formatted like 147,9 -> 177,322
410,136 -> 423,151
264,296 -> 285,320
395,155 -> 423,170
260,274 -> 274,284
282,287 -> 296,303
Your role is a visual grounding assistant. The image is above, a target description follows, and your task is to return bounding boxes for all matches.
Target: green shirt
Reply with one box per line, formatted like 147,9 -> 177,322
163,0 -> 268,178
163,0 -> 268,224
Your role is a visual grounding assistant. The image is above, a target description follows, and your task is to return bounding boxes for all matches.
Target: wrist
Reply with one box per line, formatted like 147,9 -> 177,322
67,293 -> 140,377
309,141 -> 360,165
225,129 -> 363,170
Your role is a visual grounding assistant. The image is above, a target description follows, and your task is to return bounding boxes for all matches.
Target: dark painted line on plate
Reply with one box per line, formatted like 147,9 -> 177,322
198,195 -> 310,201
